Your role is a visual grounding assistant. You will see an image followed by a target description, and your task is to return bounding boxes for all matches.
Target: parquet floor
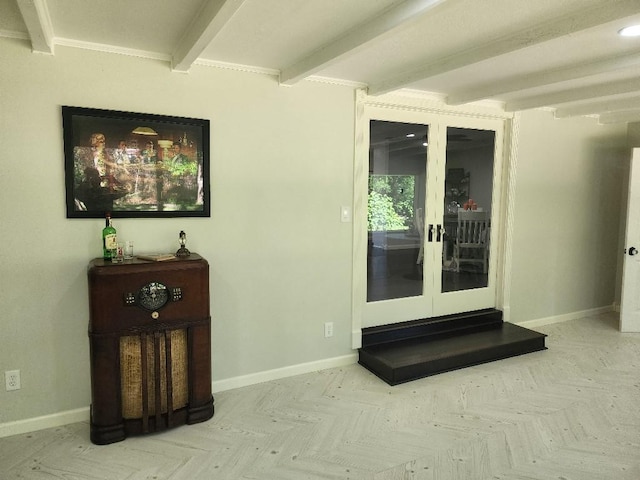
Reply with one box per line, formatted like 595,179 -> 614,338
1,312 -> 639,479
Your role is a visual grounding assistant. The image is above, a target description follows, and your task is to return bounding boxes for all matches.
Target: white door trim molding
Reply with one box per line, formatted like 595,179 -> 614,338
361,90 -> 512,121
351,90 -> 514,346
497,112 -> 521,322
351,89 -> 368,349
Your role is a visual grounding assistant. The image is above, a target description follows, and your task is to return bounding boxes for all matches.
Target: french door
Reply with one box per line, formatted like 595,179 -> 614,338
357,106 -> 505,329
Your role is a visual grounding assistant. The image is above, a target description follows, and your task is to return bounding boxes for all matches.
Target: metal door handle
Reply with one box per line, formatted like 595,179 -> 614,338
427,224 -> 434,242
629,247 -> 638,256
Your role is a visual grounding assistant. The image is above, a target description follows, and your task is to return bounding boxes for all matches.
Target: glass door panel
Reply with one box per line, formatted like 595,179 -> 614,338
367,120 -> 428,302
441,127 -> 495,293
431,117 -> 503,318
359,107 -> 504,329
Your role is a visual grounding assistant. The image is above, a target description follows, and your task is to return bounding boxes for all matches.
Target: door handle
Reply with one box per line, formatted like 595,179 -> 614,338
436,224 -> 443,242
629,247 -> 638,256
427,224 -> 434,242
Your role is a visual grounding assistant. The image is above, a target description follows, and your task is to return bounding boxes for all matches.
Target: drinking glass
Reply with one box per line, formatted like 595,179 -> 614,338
124,240 -> 134,260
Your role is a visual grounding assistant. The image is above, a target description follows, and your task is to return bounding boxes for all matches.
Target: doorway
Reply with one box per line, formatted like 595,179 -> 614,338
354,106 -> 505,330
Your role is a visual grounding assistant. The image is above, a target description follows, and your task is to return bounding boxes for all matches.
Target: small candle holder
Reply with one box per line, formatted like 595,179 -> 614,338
176,230 -> 191,258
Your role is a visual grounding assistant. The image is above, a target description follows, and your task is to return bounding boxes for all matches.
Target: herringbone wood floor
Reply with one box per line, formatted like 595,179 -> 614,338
1,312 -> 639,479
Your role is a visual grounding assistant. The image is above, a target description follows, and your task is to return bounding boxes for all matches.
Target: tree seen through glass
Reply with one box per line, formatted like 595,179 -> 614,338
368,175 -> 416,231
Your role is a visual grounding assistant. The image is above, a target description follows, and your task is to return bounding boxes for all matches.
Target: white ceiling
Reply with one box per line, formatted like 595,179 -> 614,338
3,0 -> 640,124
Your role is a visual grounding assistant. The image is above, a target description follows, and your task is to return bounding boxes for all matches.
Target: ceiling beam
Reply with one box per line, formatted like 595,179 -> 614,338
16,0 -> 54,55
447,51 -> 640,106
279,0 -> 448,86
555,95 -> 640,118
171,0 -> 246,73
368,0 -> 640,96
505,78 -> 640,111
598,109 -> 640,124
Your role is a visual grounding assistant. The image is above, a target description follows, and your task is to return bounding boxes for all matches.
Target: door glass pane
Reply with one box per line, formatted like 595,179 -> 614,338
442,127 -> 495,292
367,120 -> 428,302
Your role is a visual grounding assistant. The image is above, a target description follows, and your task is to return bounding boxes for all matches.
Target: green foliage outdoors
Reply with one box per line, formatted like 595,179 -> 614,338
368,175 -> 415,231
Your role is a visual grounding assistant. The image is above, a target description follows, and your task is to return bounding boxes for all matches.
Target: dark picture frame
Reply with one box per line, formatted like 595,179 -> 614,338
63,106 -> 210,218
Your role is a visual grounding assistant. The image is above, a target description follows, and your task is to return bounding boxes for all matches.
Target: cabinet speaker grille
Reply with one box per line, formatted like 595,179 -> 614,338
120,329 -> 189,419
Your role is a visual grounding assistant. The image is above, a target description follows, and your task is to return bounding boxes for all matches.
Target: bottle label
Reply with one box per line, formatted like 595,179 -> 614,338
104,234 -> 117,250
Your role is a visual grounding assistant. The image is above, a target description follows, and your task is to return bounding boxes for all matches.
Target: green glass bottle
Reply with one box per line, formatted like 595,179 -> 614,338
102,213 -> 117,260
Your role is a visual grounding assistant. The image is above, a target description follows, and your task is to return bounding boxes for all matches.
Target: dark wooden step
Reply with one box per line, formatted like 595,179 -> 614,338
361,308 -> 504,347
359,321 -> 547,386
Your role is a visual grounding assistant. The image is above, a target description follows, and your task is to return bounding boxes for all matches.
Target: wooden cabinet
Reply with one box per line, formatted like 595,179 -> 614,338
87,254 -> 214,445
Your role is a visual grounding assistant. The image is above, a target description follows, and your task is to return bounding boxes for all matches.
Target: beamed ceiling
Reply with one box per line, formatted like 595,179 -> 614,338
2,0 -> 640,124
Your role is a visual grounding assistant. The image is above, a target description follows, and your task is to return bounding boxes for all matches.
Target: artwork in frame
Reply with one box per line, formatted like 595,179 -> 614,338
63,106 -> 210,218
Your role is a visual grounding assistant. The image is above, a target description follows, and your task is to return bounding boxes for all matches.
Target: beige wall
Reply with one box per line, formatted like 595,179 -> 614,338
0,39 -> 356,424
629,122 -> 640,147
0,36 -> 629,427
509,109 -> 628,322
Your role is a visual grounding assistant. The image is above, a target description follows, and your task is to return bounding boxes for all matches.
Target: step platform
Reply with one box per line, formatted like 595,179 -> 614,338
358,309 -> 546,385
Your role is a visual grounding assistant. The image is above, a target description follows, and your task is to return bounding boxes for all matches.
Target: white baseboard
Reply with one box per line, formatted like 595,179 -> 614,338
0,407 -> 89,439
6,304 -> 616,440
513,305 -> 614,329
212,353 -> 358,393
0,353 -> 359,439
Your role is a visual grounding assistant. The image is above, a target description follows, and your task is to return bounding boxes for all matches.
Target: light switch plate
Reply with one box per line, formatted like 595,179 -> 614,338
341,206 -> 352,223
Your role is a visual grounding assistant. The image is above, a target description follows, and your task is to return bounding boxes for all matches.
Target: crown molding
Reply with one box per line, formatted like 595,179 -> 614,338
194,58 -> 279,77
305,75 -> 367,89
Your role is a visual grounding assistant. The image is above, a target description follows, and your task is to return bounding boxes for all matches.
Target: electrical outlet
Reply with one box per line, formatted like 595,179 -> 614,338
324,322 -> 334,338
5,370 -> 20,391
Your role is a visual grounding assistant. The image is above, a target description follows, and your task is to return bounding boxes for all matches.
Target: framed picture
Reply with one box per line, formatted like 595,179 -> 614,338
62,106 -> 210,218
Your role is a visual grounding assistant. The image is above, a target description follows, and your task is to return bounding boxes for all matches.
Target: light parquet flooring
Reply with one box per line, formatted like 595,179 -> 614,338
2,312 -> 639,479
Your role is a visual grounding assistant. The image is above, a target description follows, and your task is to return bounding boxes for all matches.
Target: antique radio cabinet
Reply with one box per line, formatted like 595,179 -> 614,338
87,254 -> 214,445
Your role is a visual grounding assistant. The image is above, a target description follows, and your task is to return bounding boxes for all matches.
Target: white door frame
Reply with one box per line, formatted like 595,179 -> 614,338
350,90 -> 515,348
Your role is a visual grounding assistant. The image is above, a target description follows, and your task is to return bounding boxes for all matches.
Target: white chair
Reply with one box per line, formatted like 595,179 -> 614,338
452,210 -> 490,273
